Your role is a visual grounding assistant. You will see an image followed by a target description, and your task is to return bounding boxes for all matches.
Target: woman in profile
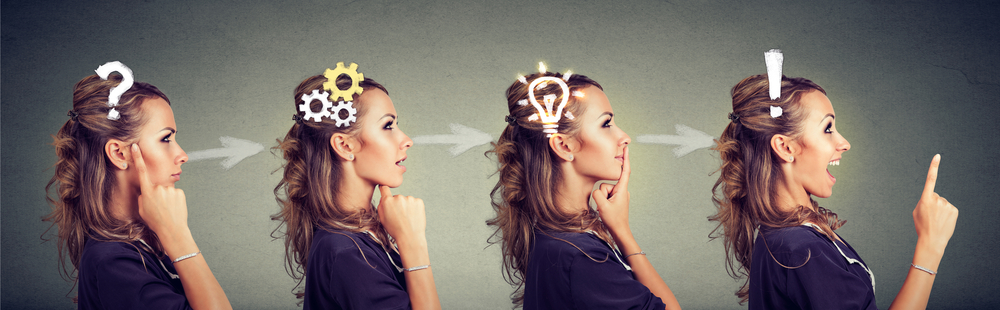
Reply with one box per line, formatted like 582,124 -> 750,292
46,70 -> 231,309
487,66 -> 681,309
272,65 -> 440,309
710,74 -> 959,309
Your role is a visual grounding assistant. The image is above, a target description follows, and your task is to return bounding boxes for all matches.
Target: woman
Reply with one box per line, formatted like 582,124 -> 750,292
710,74 -> 959,309
487,69 -> 682,309
45,73 -> 232,309
272,66 -> 440,309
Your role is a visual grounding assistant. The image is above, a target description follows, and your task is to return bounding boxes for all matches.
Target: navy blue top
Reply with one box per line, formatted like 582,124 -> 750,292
77,238 -> 191,310
523,229 -> 666,310
304,228 -> 409,310
750,225 -> 877,310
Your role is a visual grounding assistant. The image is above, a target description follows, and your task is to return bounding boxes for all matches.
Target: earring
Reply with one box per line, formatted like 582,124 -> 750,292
788,156 -> 794,163
122,163 -> 128,169
348,154 -> 354,160
568,154 -> 574,161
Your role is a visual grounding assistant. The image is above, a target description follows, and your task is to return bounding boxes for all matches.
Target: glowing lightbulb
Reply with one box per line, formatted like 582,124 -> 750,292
527,76 -> 570,135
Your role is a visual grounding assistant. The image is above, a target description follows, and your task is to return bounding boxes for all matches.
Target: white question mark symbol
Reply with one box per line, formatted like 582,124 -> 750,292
95,61 -> 134,120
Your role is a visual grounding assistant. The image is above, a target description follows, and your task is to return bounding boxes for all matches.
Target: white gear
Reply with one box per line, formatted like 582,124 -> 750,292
331,100 -> 358,127
299,89 -> 333,122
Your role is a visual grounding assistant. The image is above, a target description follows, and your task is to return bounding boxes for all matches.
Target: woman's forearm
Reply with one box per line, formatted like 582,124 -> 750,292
397,235 -> 441,310
612,228 -> 681,310
161,231 -> 232,310
887,240 -> 945,310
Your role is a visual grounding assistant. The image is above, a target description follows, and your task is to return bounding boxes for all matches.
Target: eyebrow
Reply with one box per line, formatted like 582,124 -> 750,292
160,128 -> 176,134
600,112 -> 614,119
380,114 -> 397,121
820,114 -> 835,124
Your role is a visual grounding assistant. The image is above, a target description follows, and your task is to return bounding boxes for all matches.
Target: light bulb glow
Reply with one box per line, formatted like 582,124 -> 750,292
527,76 -> 570,135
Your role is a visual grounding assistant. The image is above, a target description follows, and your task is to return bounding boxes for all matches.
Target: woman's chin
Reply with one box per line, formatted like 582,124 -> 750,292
810,188 -> 834,199
382,180 -> 404,188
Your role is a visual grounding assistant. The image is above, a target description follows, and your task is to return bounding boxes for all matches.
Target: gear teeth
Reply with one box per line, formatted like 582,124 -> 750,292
299,89 -> 333,122
331,100 -> 358,127
323,62 -> 365,102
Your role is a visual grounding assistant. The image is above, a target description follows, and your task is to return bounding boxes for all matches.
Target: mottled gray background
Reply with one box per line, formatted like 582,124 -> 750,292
3,0 -> 998,309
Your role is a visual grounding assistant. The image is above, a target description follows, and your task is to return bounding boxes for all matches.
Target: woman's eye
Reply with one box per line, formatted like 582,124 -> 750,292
384,121 -> 394,130
824,124 -> 833,133
161,134 -> 173,142
602,119 -> 612,128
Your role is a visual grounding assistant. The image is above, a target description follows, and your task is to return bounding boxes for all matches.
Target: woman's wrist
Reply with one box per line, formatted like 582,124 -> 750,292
915,236 -> 948,256
397,240 -> 431,268
394,231 -> 427,250
602,216 -> 631,235
912,239 -> 945,272
157,227 -> 198,259
609,228 -> 641,254
396,233 -> 429,257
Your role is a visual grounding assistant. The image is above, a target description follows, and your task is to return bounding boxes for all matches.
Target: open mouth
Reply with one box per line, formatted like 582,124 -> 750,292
396,157 -> 407,171
827,159 -> 839,182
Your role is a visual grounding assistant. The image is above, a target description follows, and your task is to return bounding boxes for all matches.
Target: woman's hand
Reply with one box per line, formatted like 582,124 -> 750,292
887,155 -> 958,310
132,144 -> 191,244
377,185 -> 427,246
132,143 -> 232,309
592,147 -> 682,309
593,146 -> 631,234
913,154 -> 959,255
377,185 -> 440,310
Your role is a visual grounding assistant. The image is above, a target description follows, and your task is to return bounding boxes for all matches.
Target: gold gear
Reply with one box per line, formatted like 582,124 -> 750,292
323,62 -> 365,102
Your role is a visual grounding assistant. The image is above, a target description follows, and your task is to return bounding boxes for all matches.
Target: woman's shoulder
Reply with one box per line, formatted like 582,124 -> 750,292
533,230 -> 611,258
79,238 -> 145,266
758,226 -> 833,252
306,228 -> 401,283
77,238 -> 177,286
310,229 -> 379,258
755,226 -> 843,268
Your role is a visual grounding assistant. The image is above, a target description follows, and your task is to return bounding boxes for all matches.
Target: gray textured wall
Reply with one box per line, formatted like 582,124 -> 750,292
3,1 -> 998,309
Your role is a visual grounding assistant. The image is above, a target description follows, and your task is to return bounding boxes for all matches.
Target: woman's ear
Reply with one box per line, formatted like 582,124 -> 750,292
330,133 -> 357,161
770,134 -> 798,163
105,139 -> 130,170
548,133 -> 578,162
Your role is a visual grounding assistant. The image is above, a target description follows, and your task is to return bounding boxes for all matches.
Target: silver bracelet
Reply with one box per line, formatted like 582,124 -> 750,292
403,264 -> 430,272
172,251 -> 201,263
911,263 -> 937,275
625,251 -> 646,258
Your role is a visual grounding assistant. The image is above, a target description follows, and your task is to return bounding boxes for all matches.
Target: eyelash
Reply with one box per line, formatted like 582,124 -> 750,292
602,119 -> 612,128
384,121 -> 395,130
824,123 -> 833,133
161,133 -> 173,143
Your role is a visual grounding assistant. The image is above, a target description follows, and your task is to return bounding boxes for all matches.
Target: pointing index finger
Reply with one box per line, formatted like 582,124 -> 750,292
132,144 -> 154,192
613,146 -> 630,195
379,184 -> 393,201
922,154 -> 941,197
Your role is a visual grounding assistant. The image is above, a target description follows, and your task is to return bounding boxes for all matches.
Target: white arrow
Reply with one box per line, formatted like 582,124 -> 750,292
636,124 -> 715,158
187,136 -> 265,170
412,123 -> 493,156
